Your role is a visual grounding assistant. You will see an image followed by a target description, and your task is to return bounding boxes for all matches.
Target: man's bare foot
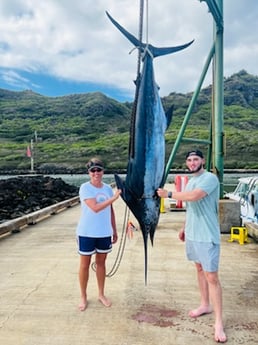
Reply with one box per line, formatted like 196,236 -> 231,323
78,296 -> 87,311
188,305 -> 213,318
98,295 -> 112,307
214,324 -> 227,343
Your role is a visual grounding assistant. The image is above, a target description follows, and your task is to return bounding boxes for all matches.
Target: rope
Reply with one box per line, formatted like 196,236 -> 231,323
145,0 -> 149,46
91,2 -> 148,277
104,2 -> 148,275
128,0 -> 145,158
106,205 -> 130,277
137,0 -> 144,77
91,205 -> 130,277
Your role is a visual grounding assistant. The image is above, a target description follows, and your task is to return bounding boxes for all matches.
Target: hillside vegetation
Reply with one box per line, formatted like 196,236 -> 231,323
0,70 -> 257,172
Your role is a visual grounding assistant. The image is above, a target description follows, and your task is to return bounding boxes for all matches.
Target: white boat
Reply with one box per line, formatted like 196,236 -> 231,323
225,176 -> 258,224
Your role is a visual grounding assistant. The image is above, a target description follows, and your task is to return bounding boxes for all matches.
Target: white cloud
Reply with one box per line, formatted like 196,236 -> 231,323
1,69 -> 39,89
0,0 -> 257,98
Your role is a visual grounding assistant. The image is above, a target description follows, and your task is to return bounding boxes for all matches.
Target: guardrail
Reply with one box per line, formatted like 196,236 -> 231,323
0,196 -> 80,237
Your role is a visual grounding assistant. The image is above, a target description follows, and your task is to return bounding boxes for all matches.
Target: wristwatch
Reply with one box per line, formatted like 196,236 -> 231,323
168,191 -> 172,198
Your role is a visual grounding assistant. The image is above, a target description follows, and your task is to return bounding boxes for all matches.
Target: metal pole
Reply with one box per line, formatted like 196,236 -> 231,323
30,139 -> 34,172
34,130 -> 37,171
213,0 -> 224,197
164,0 -> 224,195
164,42 -> 215,180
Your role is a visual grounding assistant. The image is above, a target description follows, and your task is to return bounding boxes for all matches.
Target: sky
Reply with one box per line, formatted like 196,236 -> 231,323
0,0 -> 257,102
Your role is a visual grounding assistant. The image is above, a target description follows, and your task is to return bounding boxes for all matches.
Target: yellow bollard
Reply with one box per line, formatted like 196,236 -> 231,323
160,197 -> 166,213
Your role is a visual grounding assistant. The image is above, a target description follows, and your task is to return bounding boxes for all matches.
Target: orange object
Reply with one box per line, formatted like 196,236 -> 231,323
174,175 -> 188,208
126,221 -> 137,239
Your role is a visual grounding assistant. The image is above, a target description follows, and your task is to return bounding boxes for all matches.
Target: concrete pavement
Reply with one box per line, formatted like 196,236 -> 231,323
0,193 -> 257,345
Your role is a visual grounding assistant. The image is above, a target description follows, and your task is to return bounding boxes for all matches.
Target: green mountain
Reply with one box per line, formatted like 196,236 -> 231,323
0,70 -> 257,172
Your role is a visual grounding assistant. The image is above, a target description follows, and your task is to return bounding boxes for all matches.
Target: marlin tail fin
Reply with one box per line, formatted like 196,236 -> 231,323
106,11 -> 194,58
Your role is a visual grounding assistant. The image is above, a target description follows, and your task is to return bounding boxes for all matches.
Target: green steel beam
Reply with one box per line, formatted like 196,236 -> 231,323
181,138 -> 212,144
164,42 -> 215,179
212,0 -> 224,197
164,0 -> 224,198
202,0 -> 223,31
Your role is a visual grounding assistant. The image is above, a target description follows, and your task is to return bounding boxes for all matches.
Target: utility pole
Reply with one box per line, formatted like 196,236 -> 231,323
27,131 -> 38,173
30,138 -> 34,172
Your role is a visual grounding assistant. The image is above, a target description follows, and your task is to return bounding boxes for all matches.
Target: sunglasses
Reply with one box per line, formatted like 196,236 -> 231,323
90,168 -> 103,173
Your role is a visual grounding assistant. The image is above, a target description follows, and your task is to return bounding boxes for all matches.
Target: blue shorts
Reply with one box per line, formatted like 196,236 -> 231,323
77,236 -> 112,255
186,240 -> 220,272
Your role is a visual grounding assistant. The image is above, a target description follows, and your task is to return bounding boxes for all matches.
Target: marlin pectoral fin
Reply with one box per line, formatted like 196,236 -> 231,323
114,173 -> 125,197
165,105 -> 174,129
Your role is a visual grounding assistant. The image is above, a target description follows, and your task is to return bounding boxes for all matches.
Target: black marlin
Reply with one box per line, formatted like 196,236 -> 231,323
106,11 -> 193,283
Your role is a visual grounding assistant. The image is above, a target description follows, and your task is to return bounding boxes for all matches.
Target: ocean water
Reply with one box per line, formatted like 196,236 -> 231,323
50,173 -> 257,193
1,173 -> 257,193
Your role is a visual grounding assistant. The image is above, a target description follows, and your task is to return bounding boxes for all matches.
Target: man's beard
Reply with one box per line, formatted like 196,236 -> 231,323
188,163 -> 203,174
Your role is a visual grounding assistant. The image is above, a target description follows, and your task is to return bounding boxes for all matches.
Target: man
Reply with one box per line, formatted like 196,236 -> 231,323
157,150 -> 227,343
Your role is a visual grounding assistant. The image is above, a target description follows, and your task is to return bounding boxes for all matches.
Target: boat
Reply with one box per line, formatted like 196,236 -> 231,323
225,176 -> 258,224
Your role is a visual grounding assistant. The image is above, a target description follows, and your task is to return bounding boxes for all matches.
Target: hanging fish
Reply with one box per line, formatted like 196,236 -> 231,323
106,11 -> 193,283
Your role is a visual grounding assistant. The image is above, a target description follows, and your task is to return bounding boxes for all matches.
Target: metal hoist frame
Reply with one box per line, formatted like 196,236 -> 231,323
164,0 -> 224,198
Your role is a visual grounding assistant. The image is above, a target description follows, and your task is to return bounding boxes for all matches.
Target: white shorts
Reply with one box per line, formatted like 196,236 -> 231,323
186,240 -> 220,272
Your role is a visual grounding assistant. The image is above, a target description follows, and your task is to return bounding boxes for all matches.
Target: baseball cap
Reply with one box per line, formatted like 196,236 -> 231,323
86,159 -> 104,172
185,150 -> 204,159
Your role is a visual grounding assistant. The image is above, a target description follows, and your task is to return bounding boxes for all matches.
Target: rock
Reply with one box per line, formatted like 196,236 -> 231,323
0,176 -> 79,223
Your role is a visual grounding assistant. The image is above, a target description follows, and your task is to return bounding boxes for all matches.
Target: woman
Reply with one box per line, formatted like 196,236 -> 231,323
76,158 -> 121,311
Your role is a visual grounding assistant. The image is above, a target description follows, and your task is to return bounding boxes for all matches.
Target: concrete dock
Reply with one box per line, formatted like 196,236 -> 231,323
0,195 -> 257,345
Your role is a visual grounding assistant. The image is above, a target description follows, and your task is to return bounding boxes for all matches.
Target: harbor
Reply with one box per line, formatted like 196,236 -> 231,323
0,190 -> 257,345
0,2 -> 257,344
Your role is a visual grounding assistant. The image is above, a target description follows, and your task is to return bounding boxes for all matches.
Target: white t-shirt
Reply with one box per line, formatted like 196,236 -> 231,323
76,182 -> 114,238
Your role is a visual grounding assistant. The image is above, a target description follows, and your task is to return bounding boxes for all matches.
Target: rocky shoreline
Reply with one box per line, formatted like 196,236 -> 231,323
1,168 -> 258,176
0,176 -> 79,223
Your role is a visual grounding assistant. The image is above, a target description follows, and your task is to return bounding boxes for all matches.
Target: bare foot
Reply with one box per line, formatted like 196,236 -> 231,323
188,305 -> 213,318
215,324 -> 227,343
78,296 -> 87,311
98,295 -> 112,307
